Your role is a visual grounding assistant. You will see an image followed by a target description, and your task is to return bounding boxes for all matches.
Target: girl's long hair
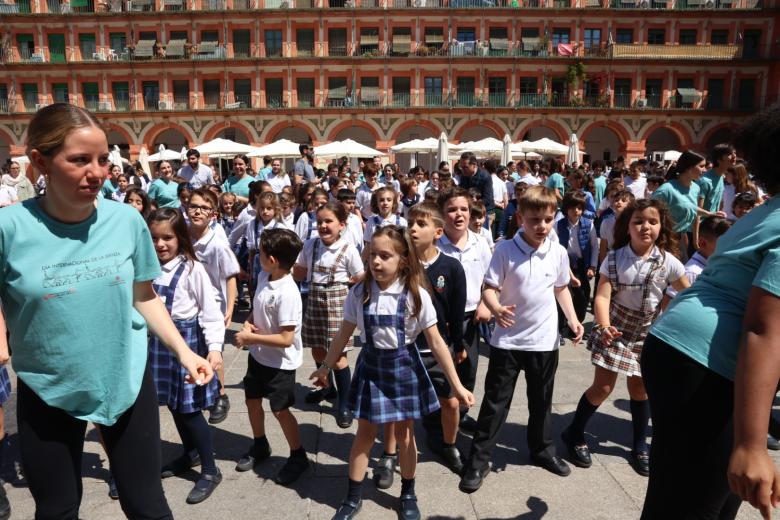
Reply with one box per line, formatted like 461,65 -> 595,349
612,199 -> 679,258
147,208 -> 198,265
728,163 -> 756,196
362,226 -> 429,319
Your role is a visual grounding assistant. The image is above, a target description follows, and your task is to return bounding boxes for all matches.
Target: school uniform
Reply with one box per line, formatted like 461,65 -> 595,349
293,211 -> 319,300
666,251 -> 707,299
266,174 -> 291,194
362,214 -> 407,244
150,256 -> 224,413
356,182 -> 385,219
466,233 -> 570,471
476,227 -> 494,251
343,281 -> 440,423
245,218 -> 286,290
281,212 -> 295,230
192,227 -> 241,315
400,194 -> 421,221
588,245 -> 684,377
244,272 -> 302,411
438,230 -> 492,393
295,237 -> 363,353
343,212 -> 364,251
556,217 -> 598,322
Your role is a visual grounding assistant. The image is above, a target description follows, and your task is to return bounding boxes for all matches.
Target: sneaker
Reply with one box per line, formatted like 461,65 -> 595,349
208,395 -> 230,425
235,443 -> 272,472
161,452 -> 201,478
274,453 -> 310,485
372,453 -> 397,489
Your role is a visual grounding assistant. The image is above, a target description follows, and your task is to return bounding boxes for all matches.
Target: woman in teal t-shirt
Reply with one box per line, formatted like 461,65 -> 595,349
0,104 -> 214,519
221,153 -> 255,205
640,107 -> 780,520
147,160 -> 180,208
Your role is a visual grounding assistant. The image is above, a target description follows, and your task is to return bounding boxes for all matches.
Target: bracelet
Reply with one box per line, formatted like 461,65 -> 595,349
320,361 -> 333,372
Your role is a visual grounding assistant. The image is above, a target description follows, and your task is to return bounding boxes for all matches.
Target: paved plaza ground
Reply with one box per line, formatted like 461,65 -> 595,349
2,307 -> 776,519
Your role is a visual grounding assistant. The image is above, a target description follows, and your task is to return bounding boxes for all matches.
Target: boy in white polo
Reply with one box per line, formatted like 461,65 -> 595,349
459,185 -> 584,494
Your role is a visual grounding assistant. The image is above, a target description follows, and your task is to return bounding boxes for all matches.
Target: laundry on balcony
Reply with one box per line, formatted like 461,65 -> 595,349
521,37 -> 541,52
360,86 -> 380,103
586,0 -> 601,6
489,37 -> 509,51
133,39 -> 156,58
450,40 -> 479,56
129,0 -> 154,10
194,41 -> 224,59
165,39 -> 186,58
391,34 -> 411,54
677,87 -> 700,104
557,43 -> 575,55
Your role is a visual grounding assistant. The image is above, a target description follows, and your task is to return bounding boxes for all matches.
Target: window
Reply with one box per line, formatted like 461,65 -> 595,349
328,28 -> 347,56
710,29 -> 729,45
706,78 -> 724,109
79,34 -> 97,59
456,77 -> 476,105
519,77 -> 537,94
391,27 -> 411,56
112,81 -> 130,110
616,28 -> 633,44
738,78 -> 755,110
359,28 -> 379,54
392,77 -> 411,106
488,27 -> 508,55
676,78 -> 696,107
423,27 -> 444,52
424,76 -> 443,105
203,79 -> 221,108
53,83 -> 69,104
48,34 -> 66,63
139,31 -> 157,43
142,81 -> 159,110
360,77 -> 380,106
16,34 -> 35,60
456,27 -> 476,42
614,78 -> 632,107
234,79 -> 251,108
201,30 -> 219,43
169,31 -> 188,42
265,30 -> 283,57
296,29 -> 314,56
742,29 -> 760,58
22,83 -> 39,110
82,82 -> 99,110
109,32 -> 127,54
488,77 -> 507,106
645,79 -> 662,107
173,80 -> 189,109
0,85 -> 8,112
584,28 -> 601,54
679,29 -> 697,45
520,28 -> 542,56
647,29 -> 665,44
266,78 -> 284,107
552,28 -> 571,46
327,77 -> 348,106
233,29 -> 251,57
296,78 -> 314,107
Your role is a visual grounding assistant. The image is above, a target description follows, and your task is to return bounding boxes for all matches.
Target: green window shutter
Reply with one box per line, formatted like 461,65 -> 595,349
71,0 -> 90,7
83,82 -> 99,96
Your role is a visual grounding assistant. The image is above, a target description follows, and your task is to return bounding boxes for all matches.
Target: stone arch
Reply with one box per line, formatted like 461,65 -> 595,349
387,119 -> 445,143
644,127 -> 684,155
262,120 -> 316,144
106,129 -> 132,161
390,123 -> 440,173
701,124 -> 737,154
326,119 -> 382,148
514,119 -> 568,143
451,119 -> 505,142
151,128 -> 191,152
143,122 -> 195,150
580,122 -> 628,163
641,122 -> 692,153
203,120 -> 258,143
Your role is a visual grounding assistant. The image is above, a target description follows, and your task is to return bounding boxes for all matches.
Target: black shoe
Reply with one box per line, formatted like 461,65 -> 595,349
399,493 -> 421,520
305,387 -> 337,404
459,414 -> 478,434
372,453 -> 397,490
561,427 -> 592,469
769,435 -> 780,451
332,499 -> 362,520
630,450 -> 650,477
107,476 -> 119,500
458,465 -> 490,494
336,409 -> 354,429
274,454 -> 310,485
161,453 -> 201,478
235,443 -> 272,472
186,470 -> 222,504
559,336 -> 566,347
531,455 -> 571,477
0,484 -> 11,520
441,445 -> 465,474
208,395 -> 230,424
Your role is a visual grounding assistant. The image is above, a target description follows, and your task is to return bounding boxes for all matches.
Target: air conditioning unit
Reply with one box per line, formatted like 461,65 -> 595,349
636,98 -> 648,108
35,103 -> 48,110
98,101 -> 112,111
158,101 -> 170,110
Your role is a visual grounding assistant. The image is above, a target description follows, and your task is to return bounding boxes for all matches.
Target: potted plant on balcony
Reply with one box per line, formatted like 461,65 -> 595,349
417,44 -> 430,56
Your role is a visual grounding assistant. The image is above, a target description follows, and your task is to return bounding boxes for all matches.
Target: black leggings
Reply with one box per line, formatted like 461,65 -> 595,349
18,365 -> 172,520
640,334 -> 742,520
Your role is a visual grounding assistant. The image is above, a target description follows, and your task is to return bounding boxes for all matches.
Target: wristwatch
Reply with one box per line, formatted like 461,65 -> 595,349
321,361 -> 333,372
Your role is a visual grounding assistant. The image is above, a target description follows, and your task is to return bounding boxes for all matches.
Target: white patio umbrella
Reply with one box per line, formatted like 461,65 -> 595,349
390,137 -> 440,153
524,137 -> 569,156
314,139 -> 386,159
195,138 -> 258,157
566,133 -> 580,166
663,150 -> 682,161
11,155 -> 29,164
459,137 -> 504,156
138,146 -> 151,176
147,145 -> 183,162
180,146 -> 188,161
501,134 -> 512,166
436,132 -> 449,166
248,139 -> 303,159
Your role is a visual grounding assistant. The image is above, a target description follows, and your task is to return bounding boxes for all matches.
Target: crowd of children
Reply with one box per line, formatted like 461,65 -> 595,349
2,136 -> 774,520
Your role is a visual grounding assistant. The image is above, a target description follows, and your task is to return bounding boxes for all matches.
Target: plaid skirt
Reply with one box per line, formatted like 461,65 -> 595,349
349,343 -> 440,424
0,366 -> 11,406
302,283 -> 353,352
587,302 -> 654,377
149,317 -> 219,413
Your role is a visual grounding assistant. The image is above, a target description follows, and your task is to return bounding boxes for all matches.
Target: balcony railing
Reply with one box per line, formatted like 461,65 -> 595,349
391,92 -> 411,107
113,97 -> 130,111
265,46 -> 284,58
517,93 -> 547,107
0,99 -> 10,113
23,97 -> 40,112
173,96 -> 190,110
423,93 -> 445,106
296,92 -> 315,107
610,43 -> 742,60
266,94 -> 285,108
613,93 -> 632,108
487,92 -> 507,106
84,96 -> 100,111
358,45 -> 382,57
233,43 -> 252,58
233,94 -> 252,108
328,45 -> 350,56
451,92 -> 480,106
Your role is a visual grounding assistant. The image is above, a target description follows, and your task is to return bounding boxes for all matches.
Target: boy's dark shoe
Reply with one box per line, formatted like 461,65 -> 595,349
208,394 -> 230,424
161,452 -> 201,478
458,465 -> 490,494
372,453 -> 397,489
235,443 -> 272,472
274,453 -> 310,485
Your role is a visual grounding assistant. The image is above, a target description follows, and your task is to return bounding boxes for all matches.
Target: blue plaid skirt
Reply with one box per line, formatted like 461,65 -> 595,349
149,317 -> 219,413
0,366 -> 11,406
349,343 -> 440,424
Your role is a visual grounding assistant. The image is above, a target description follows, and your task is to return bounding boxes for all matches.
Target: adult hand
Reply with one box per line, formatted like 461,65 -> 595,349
728,446 -> 780,519
454,349 -> 468,364
180,350 -> 214,386
207,351 -> 223,372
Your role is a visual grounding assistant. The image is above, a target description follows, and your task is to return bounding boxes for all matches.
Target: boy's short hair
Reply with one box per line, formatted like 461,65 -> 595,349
279,192 -> 296,206
518,185 -> 558,214
470,200 -> 487,219
733,191 -> 758,210
611,189 -> 636,203
337,188 -> 356,202
561,191 -> 587,213
408,201 -> 445,229
260,228 -> 303,271
698,216 -> 732,240
423,190 -> 439,203
646,175 -> 666,187
400,177 -> 417,197
437,186 -> 471,213
190,187 -> 218,210
514,181 -> 529,196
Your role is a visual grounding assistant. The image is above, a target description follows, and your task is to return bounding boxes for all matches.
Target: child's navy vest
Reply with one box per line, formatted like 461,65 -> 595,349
557,217 -> 593,270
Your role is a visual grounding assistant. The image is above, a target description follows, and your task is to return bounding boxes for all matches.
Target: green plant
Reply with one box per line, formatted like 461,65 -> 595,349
566,62 -> 587,91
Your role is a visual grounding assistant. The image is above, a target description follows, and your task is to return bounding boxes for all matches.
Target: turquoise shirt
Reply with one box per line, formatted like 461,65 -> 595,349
696,169 -> 725,214
0,199 -> 160,424
651,179 -> 700,232
651,195 -> 780,381
100,178 -> 117,199
257,167 -> 271,182
545,173 -> 565,197
221,174 -> 256,199
593,175 -> 607,209
147,178 -> 180,208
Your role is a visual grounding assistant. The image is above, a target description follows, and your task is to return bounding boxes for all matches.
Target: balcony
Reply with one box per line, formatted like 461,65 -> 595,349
161,0 -> 186,9
23,97 -> 40,112
266,94 -> 286,108
114,98 -> 131,111
84,95 -> 100,111
486,92 -> 507,106
18,47 -> 46,63
358,88 -> 381,106
613,93 -> 632,108
202,93 -> 221,109
232,42 -> 252,58
451,92 -> 481,107
232,94 -> 252,108
517,93 -> 547,107
423,93 -> 445,107
357,45 -> 382,57
0,99 -> 10,113
610,43 -> 742,60
265,46 -> 284,58
296,92 -> 315,108
391,92 -> 411,107
48,46 -> 67,62
328,45 -> 350,57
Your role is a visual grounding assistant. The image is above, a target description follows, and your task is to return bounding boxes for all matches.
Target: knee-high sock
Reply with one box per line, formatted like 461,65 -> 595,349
173,411 -> 217,475
630,399 -> 650,453
171,411 -> 196,454
568,393 -> 599,444
334,366 -> 352,413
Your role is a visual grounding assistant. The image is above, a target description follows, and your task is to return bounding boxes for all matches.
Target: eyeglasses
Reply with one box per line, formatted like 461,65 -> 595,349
188,204 -> 213,214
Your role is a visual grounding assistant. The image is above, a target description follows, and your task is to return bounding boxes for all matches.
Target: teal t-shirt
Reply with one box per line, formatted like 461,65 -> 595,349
651,195 -> 780,381
147,178 -> 180,208
100,178 -> 117,199
593,175 -> 607,209
221,174 -> 256,198
651,179 -> 700,232
696,169 -> 725,214
0,199 -> 161,425
546,173 -> 565,196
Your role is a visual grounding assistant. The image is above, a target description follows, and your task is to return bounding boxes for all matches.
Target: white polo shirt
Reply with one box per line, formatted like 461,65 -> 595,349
267,174 -> 291,194
356,181 -> 385,219
484,233 -> 570,351
249,272 -> 303,370
363,214 -> 407,244
438,230 -> 492,312
177,163 -> 214,189
294,237 -> 363,284
192,228 -> 241,314
666,251 -> 707,299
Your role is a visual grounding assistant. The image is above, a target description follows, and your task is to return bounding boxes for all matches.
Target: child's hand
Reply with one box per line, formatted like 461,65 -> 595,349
207,351 -> 223,372
495,304 -> 517,328
180,351 -> 214,386
454,385 -> 476,408
568,320 -> 585,344
600,325 -> 622,345
570,276 -> 582,288
234,326 -> 256,348
309,367 -> 330,388
474,302 -> 492,323
586,268 -> 595,279
0,345 -> 9,365
454,349 -> 468,364
224,311 -> 234,327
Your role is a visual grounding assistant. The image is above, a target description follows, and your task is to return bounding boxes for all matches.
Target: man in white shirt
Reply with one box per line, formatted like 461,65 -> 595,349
177,149 -> 215,188
623,162 -> 647,200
